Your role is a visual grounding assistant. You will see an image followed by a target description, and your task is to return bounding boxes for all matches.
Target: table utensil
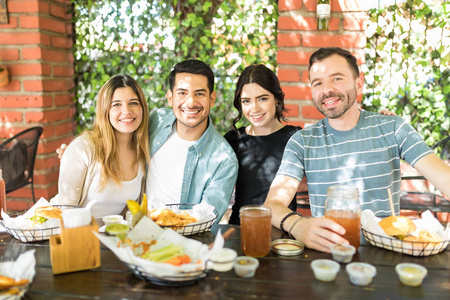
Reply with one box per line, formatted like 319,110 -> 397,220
240,205 -> 271,257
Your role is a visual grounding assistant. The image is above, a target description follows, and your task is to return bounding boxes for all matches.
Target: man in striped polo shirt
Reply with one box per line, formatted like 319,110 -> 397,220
264,47 -> 450,253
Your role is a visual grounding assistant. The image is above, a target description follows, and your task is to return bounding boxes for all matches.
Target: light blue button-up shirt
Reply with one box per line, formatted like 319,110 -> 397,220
148,108 -> 238,223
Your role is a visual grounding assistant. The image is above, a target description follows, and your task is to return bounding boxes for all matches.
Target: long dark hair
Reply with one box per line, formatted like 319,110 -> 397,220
232,64 -> 287,131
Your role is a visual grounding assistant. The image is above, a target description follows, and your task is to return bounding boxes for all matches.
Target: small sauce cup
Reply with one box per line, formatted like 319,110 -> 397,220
311,259 -> 340,282
102,215 -> 124,226
234,256 -> 259,278
330,244 -> 356,263
210,248 -> 237,272
346,262 -> 376,286
395,263 -> 427,287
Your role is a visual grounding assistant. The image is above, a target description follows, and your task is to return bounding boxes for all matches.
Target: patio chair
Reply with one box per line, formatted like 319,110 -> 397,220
0,127 -> 43,203
400,136 -> 450,217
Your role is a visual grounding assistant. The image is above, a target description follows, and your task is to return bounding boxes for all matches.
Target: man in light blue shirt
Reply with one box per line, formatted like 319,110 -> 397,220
264,47 -> 450,252
146,60 -> 238,223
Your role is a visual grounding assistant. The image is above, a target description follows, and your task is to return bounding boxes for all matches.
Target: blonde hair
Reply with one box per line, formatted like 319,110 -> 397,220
85,74 -> 149,190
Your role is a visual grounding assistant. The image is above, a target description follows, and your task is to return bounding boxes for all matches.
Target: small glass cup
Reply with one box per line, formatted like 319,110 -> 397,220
325,185 -> 361,250
240,205 -> 271,257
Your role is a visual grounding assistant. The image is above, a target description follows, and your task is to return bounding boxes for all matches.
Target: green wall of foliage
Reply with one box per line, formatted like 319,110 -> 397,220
364,0 -> 450,149
72,0 -> 278,135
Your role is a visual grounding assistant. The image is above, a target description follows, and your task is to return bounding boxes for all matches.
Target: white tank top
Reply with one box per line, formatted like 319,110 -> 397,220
85,164 -> 144,218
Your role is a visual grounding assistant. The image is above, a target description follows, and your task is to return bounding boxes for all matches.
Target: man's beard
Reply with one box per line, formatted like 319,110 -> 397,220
313,88 -> 357,119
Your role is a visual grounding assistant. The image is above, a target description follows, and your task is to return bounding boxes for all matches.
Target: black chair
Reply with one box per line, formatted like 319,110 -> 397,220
400,136 -> 450,216
0,127 -> 43,203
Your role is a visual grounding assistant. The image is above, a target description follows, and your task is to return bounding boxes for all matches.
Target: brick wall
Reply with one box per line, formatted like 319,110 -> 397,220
277,0 -> 368,127
0,0 -> 75,210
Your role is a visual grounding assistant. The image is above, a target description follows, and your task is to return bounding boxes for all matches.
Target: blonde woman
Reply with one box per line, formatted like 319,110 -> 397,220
51,75 -> 150,218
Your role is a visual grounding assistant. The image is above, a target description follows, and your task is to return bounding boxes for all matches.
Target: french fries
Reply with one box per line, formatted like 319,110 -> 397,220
0,275 -> 29,290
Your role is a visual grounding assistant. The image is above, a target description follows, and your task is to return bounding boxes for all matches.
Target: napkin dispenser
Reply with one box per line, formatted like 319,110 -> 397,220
50,217 -> 101,274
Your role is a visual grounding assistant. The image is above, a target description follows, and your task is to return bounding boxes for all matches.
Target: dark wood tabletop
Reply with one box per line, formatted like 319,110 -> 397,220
0,224 -> 449,300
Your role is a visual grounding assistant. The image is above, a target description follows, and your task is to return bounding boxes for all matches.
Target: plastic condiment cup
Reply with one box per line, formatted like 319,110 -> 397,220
62,208 -> 92,228
330,244 -> 356,263
102,215 -> 124,226
210,248 -> 237,272
395,263 -> 427,287
234,256 -> 259,278
105,224 -> 129,241
346,262 -> 376,286
311,259 -> 340,282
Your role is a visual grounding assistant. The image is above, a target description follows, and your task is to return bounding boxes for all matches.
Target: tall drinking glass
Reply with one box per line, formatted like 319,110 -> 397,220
240,205 -> 272,257
324,185 -> 361,250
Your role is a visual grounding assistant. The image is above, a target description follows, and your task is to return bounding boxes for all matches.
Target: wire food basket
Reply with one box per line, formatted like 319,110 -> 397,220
125,262 -> 209,287
362,228 -> 449,256
157,204 -> 218,236
0,283 -> 29,300
0,205 -> 78,243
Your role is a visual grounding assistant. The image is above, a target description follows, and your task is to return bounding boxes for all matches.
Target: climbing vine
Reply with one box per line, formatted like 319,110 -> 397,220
71,0 -> 278,134
364,0 -> 450,148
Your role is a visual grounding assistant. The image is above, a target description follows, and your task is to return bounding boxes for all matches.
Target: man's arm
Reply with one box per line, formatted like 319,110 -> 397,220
264,175 -> 348,253
413,152 -> 450,199
201,158 -> 238,223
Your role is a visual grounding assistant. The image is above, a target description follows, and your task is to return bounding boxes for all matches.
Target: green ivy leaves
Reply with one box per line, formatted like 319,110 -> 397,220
72,0 -> 277,135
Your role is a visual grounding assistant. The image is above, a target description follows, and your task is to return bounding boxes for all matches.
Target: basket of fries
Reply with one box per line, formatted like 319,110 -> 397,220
149,203 -> 218,236
0,198 -> 78,242
0,250 -> 35,300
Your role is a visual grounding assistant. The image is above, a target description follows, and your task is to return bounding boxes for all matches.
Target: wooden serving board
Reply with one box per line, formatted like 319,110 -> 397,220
50,218 -> 101,274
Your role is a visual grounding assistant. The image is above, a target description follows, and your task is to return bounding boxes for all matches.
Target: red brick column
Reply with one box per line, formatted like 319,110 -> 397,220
0,0 -> 75,210
277,0 -> 367,127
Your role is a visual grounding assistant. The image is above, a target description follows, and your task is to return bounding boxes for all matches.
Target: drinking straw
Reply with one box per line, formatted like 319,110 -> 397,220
387,188 -> 395,216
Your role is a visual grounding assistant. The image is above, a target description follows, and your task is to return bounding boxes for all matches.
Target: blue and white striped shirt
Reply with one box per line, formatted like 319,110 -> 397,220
278,110 -> 432,217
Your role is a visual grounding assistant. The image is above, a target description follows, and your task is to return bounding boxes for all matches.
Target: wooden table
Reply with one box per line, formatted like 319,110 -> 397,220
0,224 -> 449,299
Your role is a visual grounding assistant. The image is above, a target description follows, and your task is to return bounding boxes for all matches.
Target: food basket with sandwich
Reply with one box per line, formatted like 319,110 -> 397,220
361,210 -> 450,256
0,198 -> 78,242
95,216 -> 226,286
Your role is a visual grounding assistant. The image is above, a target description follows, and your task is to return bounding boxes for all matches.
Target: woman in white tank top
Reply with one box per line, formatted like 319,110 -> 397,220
52,75 -> 150,218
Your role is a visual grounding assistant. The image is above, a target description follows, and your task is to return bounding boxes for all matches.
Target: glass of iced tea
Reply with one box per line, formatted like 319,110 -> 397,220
324,185 -> 361,250
240,205 -> 272,257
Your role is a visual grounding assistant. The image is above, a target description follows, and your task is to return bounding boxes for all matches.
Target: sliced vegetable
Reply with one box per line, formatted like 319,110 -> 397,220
141,244 -> 183,263
164,254 -> 192,266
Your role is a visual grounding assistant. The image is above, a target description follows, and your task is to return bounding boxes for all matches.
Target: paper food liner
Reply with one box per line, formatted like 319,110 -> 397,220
361,209 -> 450,256
95,216 -> 223,278
0,250 -> 36,300
0,198 -> 65,242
